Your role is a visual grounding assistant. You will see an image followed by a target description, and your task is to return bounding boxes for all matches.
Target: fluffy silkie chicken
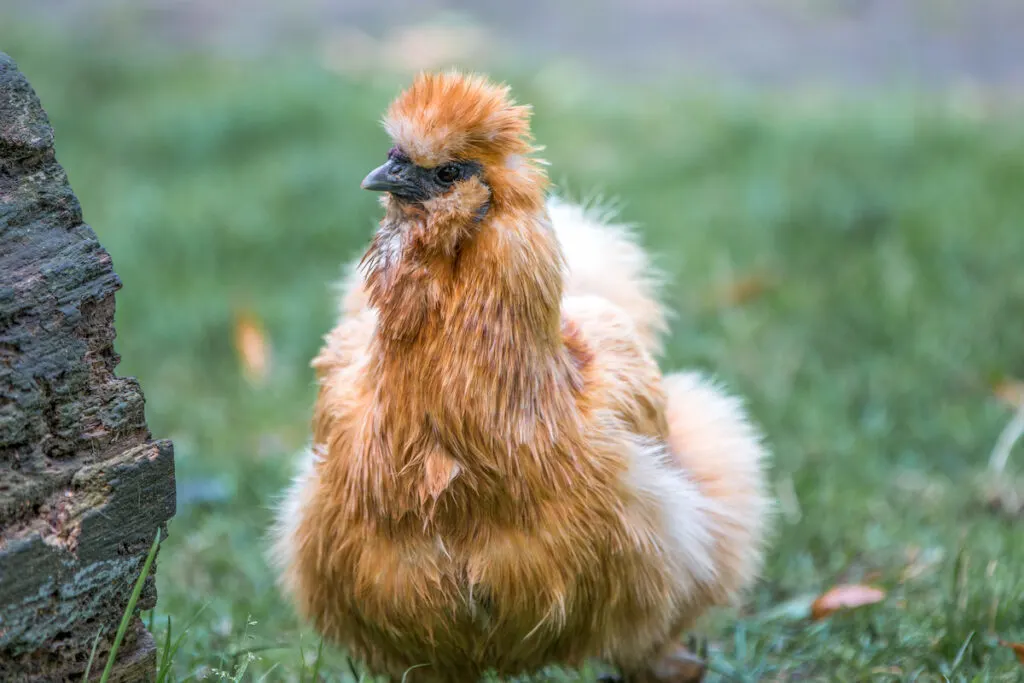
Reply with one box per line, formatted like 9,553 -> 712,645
273,72 -> 771,682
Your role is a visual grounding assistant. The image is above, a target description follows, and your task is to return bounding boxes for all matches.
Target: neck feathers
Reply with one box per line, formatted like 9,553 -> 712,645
360,199 -> 575,443
362,191 -> 563,345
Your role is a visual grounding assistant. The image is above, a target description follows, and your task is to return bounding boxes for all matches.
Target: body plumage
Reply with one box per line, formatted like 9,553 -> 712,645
273,73 -> 771,682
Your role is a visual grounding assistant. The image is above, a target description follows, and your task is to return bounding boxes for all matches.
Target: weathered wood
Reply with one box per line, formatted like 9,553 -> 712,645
0,52 -> 176,681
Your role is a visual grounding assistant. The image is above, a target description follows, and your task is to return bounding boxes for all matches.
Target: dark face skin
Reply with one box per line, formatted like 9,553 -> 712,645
361,148 -> 485,203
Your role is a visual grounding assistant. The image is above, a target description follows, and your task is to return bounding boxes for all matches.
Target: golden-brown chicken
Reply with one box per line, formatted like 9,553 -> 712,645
273,72 -> 771,682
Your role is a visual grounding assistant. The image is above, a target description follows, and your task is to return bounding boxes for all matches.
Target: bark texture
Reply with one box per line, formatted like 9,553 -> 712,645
0,52 -> 176,682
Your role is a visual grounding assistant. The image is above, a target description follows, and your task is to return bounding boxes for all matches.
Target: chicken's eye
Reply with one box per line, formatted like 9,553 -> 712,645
435,164 -> 461,184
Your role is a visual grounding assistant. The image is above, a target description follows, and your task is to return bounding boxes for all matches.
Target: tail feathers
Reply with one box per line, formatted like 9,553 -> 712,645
547,197 -> 668,354
662,371 -> 772,604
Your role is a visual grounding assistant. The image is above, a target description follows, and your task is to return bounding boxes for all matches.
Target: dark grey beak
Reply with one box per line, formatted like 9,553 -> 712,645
361,160 -> 404,193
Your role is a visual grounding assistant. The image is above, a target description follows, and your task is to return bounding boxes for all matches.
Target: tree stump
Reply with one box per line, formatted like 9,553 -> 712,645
0,53 -> 176,681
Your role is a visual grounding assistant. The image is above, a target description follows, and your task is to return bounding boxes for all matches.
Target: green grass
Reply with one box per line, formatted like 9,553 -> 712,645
3,24 -> 1024,682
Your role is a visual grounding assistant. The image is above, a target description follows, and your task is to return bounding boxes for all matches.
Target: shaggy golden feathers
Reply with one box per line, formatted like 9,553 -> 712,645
273,72 -> 772,683
385,71 -> 538,166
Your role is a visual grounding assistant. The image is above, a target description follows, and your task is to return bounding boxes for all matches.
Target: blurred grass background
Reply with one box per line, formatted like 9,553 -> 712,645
3,3 -> 1024,680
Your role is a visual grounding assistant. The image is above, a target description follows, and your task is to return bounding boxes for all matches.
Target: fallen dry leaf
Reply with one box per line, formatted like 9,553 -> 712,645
999,640 -> 1024,665
714,272 -> 776,308
233,311 -> 270,383
810,584 -> 886,621
993,377 -> 1024,408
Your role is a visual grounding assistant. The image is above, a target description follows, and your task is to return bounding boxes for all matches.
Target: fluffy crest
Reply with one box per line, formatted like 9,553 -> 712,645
383,71 -> 539,168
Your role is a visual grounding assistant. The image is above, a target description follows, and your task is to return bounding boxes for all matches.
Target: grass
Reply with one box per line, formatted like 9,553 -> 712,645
98,531 -> 162,683
3,22 -> 1024,682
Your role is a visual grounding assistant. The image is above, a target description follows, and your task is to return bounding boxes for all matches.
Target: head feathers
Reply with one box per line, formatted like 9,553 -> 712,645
383,71 -> 539,168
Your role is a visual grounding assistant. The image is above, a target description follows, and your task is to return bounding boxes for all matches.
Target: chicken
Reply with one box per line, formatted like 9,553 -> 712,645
273,72 -> 771,682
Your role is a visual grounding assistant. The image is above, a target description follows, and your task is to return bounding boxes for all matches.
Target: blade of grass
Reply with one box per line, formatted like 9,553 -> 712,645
82,626 -> 104,681
989,403 -> 1024,473
256,663 -> 282,682
734,621 -> 747,664
345,656 -> 360,682
706,657 -> 744,683
99,528 -> 162,683
309,639 -> 324,683
157,604 -> 210,683
402,663 -> 429,682
231,654 -> 252,683
156,615 -> 172,683
228,643 -> 294,658
950,631 -> 976,673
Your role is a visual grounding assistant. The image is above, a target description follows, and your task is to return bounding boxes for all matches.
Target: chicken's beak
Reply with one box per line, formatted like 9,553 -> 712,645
360,160 -> 405,193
